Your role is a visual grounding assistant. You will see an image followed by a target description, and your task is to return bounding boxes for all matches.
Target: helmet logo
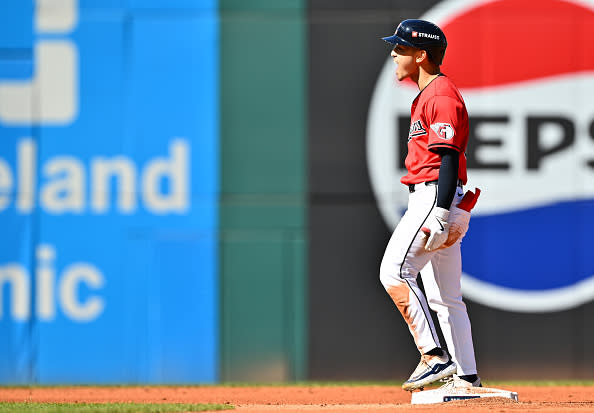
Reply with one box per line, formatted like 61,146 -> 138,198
416,32 -> 440,40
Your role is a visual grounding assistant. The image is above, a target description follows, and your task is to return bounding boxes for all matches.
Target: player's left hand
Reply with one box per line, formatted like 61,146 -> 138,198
422,207 -> 450,251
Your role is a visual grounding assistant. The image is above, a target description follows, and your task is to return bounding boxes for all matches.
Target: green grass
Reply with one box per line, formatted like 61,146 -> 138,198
0,402 -> 233,413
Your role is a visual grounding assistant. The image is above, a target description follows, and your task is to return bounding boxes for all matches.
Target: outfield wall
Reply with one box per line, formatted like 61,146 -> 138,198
218,0 -> 307,382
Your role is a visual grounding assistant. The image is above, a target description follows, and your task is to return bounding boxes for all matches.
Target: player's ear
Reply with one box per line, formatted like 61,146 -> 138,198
415,49 -> 428,64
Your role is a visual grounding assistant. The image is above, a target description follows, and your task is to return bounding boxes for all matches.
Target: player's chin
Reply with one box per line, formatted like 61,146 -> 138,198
394,68 -> 406,80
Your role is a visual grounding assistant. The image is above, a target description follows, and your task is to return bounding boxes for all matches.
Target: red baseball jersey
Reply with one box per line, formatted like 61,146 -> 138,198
401,75 -> 469,185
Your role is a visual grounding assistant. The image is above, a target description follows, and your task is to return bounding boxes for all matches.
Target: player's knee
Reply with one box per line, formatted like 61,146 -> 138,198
379,259 -> 397,289
379,260 -> 415,288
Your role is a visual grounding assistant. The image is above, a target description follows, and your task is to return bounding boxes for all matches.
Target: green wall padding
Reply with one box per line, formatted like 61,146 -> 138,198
219,1 -> 307,381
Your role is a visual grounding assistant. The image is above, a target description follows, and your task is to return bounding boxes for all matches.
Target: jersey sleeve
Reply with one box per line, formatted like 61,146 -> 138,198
425,95 -> 465,153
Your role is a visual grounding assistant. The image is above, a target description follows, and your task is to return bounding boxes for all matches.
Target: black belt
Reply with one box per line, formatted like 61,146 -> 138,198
408,179 -> 463,193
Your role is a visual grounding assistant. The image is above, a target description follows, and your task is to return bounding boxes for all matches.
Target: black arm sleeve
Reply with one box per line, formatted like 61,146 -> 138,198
436,148 -> 459,210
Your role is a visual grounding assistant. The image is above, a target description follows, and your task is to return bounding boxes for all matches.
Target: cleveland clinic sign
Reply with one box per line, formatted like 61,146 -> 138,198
0,0 -> 191,323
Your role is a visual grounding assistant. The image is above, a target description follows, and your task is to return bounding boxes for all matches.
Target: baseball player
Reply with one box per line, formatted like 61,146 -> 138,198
378,19 -> 481,391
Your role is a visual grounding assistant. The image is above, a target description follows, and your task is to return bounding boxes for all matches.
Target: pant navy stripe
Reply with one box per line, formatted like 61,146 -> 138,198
399,186 -> 440,348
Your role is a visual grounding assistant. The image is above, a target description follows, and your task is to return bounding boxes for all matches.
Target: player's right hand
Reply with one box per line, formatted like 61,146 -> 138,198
422,207 -> 450,251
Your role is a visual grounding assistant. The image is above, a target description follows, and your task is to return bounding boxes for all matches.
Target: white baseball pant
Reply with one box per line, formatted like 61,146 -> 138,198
379,182 -> 477,376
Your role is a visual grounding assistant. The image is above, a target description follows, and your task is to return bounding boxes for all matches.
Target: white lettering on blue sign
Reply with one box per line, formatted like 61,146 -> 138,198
0,244 -> 105,322
0,138 -> 190,215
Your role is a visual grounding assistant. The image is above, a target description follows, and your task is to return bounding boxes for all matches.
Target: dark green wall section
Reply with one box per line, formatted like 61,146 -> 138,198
219,1 -> 307,381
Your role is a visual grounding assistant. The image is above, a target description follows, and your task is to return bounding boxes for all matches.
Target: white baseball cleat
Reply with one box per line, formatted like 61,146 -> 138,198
401,353 -> 457,391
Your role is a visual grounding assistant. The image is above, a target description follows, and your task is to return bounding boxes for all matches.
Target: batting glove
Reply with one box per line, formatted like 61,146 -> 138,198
422,207 -> 450,252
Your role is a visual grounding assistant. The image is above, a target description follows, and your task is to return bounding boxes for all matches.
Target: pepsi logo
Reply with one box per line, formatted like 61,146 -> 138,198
367,0 -> 594,312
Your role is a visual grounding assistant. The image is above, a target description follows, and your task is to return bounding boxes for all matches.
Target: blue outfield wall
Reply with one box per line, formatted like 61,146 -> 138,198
0,0 -> 219,383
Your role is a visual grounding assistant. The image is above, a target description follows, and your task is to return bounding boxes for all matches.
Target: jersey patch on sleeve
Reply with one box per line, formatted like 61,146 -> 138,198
430,122 -> 455,140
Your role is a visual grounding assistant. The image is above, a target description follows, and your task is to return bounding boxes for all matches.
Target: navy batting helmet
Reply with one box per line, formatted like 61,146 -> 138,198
382,19 -> 447,66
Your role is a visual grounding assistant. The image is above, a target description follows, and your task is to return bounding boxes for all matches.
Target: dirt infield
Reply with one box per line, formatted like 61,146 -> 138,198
1,384 -> 594,412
